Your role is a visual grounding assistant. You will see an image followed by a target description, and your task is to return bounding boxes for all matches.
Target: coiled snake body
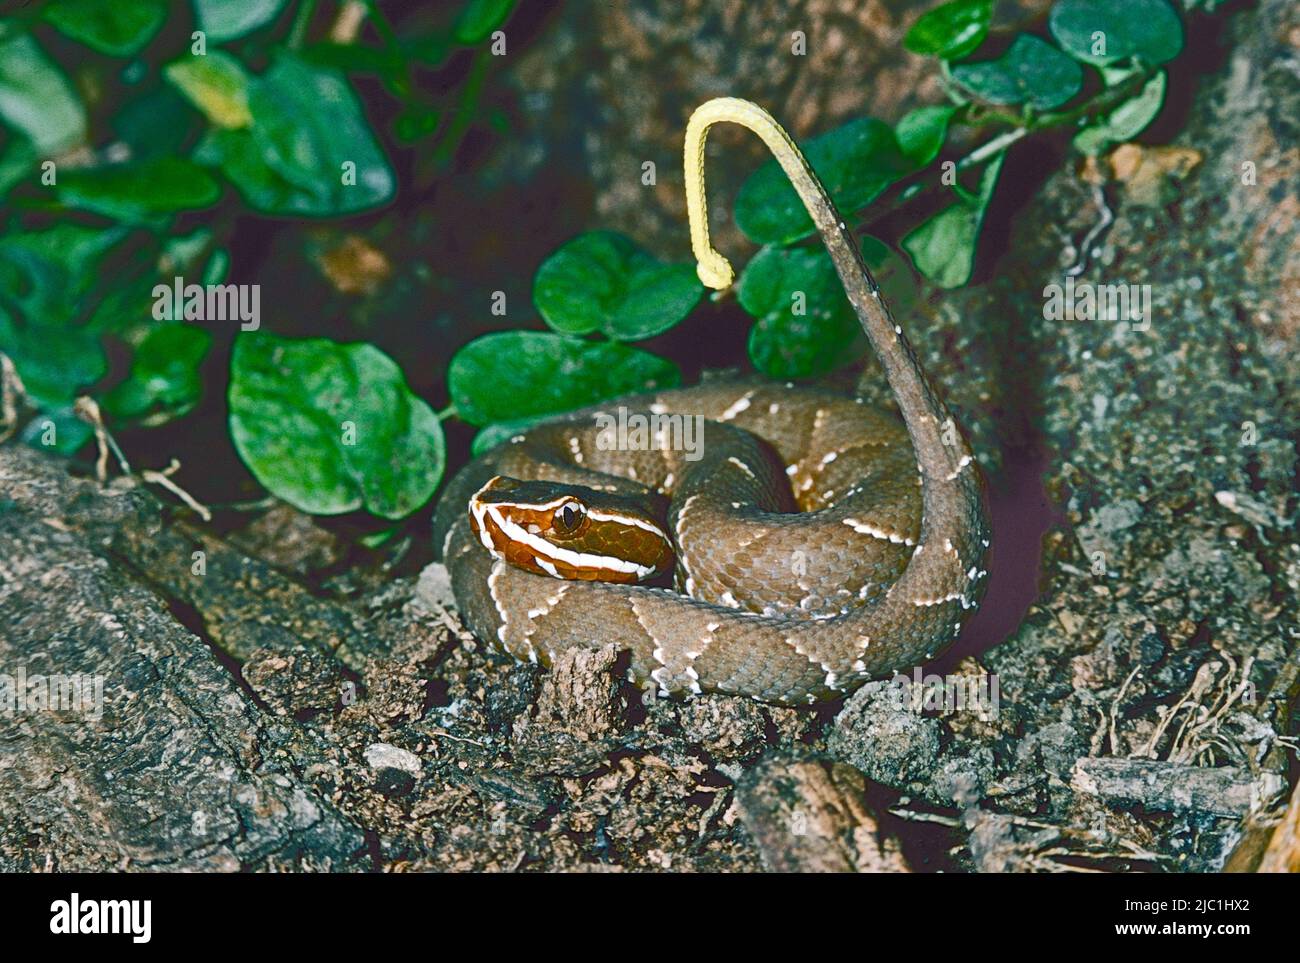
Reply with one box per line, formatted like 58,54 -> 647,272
434,99 -> 990,705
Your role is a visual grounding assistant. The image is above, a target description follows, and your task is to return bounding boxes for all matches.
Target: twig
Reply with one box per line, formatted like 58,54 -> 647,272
1108,665 -> 1142,755
1065,183 -> 1115,277
73,396 -> 130,481
0,352 -> 26,443
139,459 -> 213,522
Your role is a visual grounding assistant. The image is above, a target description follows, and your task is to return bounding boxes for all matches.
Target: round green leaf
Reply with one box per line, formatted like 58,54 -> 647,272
895,105 -> 958,167
735,117 -> 910,246
103,323 -> 212,422
0,34 -> 86,155
229,333 -> 444,519
1074,70 -> 1167,155
453,0 -> 517,44
56,157 -> 221,223
737,238 -> 914,379
193,0 -> 290,43
448,331 -> 681,427
737,244 -> 862,379
534,232 -> 702,341
20,404 -> 93,456
43,0 -> 166,57
194,53 -> 394,216
0,223 -> 123,323
471,414 -> 553,457
164,51 -> 252,129
951,34 -> 1084,110
1050,0 -> 1183,67
902,155 -> 1003,289
903,0 -> 993,60
0,307 -> 106,406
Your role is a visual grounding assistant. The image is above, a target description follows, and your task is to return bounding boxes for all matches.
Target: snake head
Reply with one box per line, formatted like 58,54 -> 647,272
468,475 -> 674,584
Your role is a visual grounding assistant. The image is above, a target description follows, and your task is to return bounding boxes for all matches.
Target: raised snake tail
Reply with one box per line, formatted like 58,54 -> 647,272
435,100 -> 990,705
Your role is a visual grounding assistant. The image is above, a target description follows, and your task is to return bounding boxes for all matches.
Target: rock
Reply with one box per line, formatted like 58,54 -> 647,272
828,680 -> 942,791
364,743 -> 423,776
734,756 -> 909,872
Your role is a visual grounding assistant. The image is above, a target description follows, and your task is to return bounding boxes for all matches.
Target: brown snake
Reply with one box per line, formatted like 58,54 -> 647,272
433,99 -> 990,705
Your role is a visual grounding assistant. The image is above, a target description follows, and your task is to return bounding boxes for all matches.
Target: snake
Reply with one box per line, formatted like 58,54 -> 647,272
433,98 -> 990,706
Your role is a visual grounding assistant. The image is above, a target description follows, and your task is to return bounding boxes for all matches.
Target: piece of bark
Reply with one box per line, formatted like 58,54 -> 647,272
0,447 -> 367,871
1225,776 -> 1300,873
1256,777 -> 1300,873
734,756 -> 909,872
1071,757 -> 1287,819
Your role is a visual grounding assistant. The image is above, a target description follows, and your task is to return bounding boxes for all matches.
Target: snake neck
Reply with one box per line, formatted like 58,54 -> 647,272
684,97 -> 987,592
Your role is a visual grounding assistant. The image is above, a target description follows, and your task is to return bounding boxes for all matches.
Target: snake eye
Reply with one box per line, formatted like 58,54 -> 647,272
553,501 -> 586,536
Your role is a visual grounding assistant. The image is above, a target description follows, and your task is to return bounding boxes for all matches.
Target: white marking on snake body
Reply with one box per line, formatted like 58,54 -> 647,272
487,562 -> 510,645
726,456 -> 757,479
568,436 -> 584,463
820,451 -> 838,466
768,402 -> 781,415
719,591 -> 740,609
536,557 -> 559,577
842,517 -> 916,545
649,402 -> 668,415
717,392 -> 754,421
945,454 -> 973,480
912,592 -> 965,607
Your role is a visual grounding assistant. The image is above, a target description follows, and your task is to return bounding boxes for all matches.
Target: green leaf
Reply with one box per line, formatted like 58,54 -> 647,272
904,0 -> 993,60
194,53 -> 394,216
902,155 -> 1003,289
193,0 -> 290,43
43,0 -> 166,56
1074,70 -> 1167,155
453,0 -> 517,44
471,414 -> 553,457
0,223 -> 123,323
20,404 -> 93,456
229,333 -> 444,519
56,157 -> 221,223
738,244 -> 861,378
0,33 -> 86,155
164,51 -> 252,129
895,105 -> 957,167
534,232 -> 702,341
448,331 -> 681,427
0,131 -> 37,198
736,237 -> 913,379
0,306 -> 106,405
1050,0 -> 1183,67
103,323 -> 212,421
951,34 -> 1084,110
735,117 -> 910,245
112,85 -> 199,161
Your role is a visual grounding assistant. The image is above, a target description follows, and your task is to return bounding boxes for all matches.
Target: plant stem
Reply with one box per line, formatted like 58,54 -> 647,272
430,49 -> 490,169
288,0 -> 317,49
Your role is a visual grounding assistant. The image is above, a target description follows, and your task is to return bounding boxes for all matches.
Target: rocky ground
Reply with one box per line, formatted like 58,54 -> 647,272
1,0 -> 1297,871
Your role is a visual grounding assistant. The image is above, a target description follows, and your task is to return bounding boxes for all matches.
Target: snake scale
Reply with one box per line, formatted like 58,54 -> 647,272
433,98 -> 990,705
